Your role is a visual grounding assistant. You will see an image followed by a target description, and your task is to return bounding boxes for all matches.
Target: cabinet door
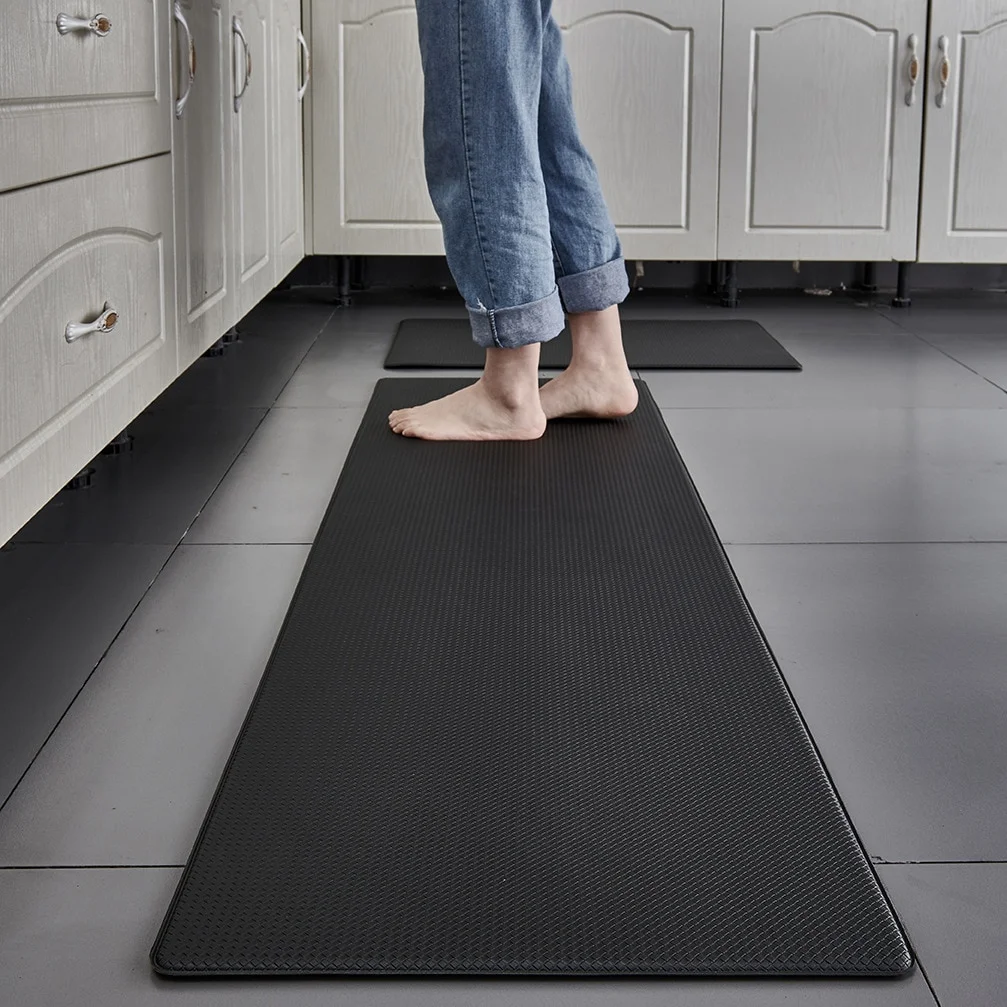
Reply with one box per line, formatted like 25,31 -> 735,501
310,0 -> 439,255
718,0 -> 928,261
231,0 -> 276,316
173,0 -> 235,371
553,1 -> 723,260
918,0 -> 1007,263
274,0 -> 307,279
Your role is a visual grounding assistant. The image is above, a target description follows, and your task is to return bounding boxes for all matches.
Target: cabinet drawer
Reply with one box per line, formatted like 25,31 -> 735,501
0,1 -> 171,192
0,155 -> 177,463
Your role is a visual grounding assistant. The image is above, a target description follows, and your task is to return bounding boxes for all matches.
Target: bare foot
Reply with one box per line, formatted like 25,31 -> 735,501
388,379 -> 547,441
539,363 -> 639,420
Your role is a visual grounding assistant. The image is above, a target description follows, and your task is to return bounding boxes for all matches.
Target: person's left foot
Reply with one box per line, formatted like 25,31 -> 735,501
388,379 -> 547,441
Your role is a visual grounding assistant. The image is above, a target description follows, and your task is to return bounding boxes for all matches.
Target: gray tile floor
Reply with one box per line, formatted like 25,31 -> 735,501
2,287 -> 1006,1006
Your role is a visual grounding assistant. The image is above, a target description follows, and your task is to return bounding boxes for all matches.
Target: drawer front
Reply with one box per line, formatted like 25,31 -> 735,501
0,1 -> 171,192
0,155 -> 177,462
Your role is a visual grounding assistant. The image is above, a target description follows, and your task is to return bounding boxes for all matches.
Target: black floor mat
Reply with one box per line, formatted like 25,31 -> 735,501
151,378 -> 911,979
384,318 -> 802,370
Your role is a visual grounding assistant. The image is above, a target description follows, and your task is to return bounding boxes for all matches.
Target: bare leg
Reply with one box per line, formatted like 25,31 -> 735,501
539,305 -> 638,419
388,342 -> 546,441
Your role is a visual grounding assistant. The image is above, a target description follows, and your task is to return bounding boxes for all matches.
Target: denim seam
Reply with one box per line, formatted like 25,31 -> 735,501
551,236 -> 566,277
456,0 -> 498,345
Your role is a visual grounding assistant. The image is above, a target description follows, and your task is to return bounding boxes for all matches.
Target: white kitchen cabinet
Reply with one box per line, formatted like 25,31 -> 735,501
0,156 -> 177,546
309,0 -> 438,255
2,0 -> 312,545
231,0 -> 277,316
308,1 -> 720,259
552,1 -> 723,260
172,0 -> 236,371
718,0 -> 928,261
917,0 -> 1007,263
274,0 -> 308,280
0,0 -> 171,193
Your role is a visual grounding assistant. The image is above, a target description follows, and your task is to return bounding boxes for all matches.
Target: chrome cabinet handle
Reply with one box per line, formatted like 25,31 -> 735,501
233,16 -> 252,112
297,28 -> 311,101
56,12 -> 111,36
65,301 -> 118,344
173,1 -> 197,119
905,33 -> 920,106
936,35 -> 952,108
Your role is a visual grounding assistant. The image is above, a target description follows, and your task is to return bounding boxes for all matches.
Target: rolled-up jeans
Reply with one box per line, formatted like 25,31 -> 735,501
414,0 -> 630,349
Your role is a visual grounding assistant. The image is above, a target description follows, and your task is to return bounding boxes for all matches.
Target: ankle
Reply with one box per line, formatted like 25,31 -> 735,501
478,374 -> 543,412
568,350 -> 627,372
567,309 -> 625,365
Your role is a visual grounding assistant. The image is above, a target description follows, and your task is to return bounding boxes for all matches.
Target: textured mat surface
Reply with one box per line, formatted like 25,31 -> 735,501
384,318 -> 802,370
151,378 -> 912,978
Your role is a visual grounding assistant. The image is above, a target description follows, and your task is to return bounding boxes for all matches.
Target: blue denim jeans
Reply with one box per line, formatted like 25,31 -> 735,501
414,0 -> 630,349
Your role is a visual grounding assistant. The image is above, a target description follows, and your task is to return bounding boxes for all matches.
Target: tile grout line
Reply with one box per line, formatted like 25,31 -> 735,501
720,540 -> 1007,546
0,864 -> 187,871
870,302 -> 1007,398
0,539 -> 184,819
915,952 -> 944,1007
873,858 -> 1007,865
262,306 -> 340,406
173,308 -> 340,542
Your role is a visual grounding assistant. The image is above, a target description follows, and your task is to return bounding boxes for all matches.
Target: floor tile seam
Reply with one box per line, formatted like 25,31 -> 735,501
0,864 -> 185,871
874,859 -> 1007,865
721,540 -> 1007,546
177,408 -> 276,543
0,540 -> 185,818
263,308 -> 339,407
906,334 -> 1007,399
178,542 -> 313,548
870,306 -> 1007,398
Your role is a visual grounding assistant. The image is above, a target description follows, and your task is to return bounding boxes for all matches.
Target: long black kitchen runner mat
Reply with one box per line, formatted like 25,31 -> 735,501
384,318 -> 802,370
151,377 -> 911,978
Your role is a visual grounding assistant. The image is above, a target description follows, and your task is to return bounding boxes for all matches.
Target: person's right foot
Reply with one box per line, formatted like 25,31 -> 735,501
538,363 -> 638,420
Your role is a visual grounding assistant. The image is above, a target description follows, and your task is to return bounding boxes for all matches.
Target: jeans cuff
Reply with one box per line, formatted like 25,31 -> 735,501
556,255 -> 630,314
468,285 -> 566,349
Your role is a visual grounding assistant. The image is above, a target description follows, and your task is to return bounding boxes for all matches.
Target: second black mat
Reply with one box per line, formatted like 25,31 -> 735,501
384,317 -> 802,370
152,378 -> 911,979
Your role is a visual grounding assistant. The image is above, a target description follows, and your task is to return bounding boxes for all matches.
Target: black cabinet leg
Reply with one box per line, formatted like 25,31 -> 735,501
101,429 -> 134,456
720,260 -> 739,308
349,255 -> 369,291
63,466 -> 96,491
335,255 -> 353,307
892,262 -> 912,308
860,262 -> 878,293
706,261 -> 718,297
204,326 -> 238,357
